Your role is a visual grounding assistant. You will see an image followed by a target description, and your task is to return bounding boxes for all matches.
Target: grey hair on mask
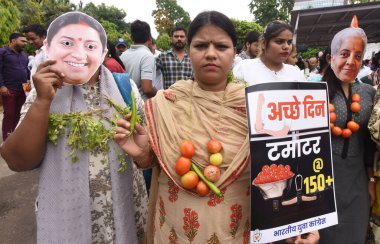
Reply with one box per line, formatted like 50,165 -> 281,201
331,27 -> 367,56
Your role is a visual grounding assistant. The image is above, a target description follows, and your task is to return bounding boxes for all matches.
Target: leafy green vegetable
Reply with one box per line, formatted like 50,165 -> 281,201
47,98 -> 135,172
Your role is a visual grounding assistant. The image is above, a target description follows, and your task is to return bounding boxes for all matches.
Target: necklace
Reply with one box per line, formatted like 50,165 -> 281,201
330,93 -> 361,138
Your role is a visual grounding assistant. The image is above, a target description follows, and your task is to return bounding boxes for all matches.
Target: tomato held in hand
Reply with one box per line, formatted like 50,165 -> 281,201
175,157 -> 191,176
180,140 -> 196,158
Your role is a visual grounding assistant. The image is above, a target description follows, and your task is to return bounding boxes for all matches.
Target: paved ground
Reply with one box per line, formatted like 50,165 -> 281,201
0,113 -> 38,244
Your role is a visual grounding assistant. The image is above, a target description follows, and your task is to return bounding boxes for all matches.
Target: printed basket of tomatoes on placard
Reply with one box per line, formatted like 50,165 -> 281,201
252,164 -> 294,200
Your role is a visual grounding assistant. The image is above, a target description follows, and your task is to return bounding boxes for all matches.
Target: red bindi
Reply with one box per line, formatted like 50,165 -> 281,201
78,37 -> 82,41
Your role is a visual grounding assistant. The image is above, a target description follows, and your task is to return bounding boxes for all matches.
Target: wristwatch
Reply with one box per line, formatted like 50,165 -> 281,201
369,177 -> 376,183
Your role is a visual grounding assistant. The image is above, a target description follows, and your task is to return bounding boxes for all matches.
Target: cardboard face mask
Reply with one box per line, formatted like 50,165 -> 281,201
45,12 -> 107,85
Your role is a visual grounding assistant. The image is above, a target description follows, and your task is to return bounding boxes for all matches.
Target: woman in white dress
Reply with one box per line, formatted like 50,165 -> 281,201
233,20 -> 305,85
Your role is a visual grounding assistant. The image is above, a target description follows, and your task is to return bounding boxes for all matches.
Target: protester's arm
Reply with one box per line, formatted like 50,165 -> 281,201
0,60 -> 65,171
0,49 -> 9,95
141,79 -> 157,97
141,53 -> 157,97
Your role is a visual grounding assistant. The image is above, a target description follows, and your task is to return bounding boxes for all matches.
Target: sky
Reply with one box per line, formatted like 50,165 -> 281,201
72,0 -> 254,38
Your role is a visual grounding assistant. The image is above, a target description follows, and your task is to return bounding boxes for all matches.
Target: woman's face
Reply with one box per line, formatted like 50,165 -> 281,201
286,51 -> 297,66
331,36 -> 364,83
188,24 -> 235,92
262,30 -> 293,65
46,24 -> 107,85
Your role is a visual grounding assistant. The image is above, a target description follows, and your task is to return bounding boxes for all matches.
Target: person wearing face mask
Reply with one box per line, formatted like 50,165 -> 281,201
0,33 -> 29,141
233,20 -> 305,85
156,26 -> 193,89
0,12 -> 148,243
319,26 -> 376,244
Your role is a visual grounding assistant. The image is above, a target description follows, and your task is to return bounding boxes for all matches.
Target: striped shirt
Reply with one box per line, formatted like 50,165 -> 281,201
156,49 -> 193,89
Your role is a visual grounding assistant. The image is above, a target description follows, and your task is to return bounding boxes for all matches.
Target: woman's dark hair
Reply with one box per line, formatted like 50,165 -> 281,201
371,51 -> 380,71
107,41 -> 125,69
23,24 -> 47,38
296,57 -> 305,70
130,20 -> 152,43
187,11 -> 237,47
262,20 -> 293,49
46,12 -> 107,51
323,65 -> 341,100
318,47 -> 331,75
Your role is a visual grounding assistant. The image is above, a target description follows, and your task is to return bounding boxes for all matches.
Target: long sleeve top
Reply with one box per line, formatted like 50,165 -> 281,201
0,47 -> 30,92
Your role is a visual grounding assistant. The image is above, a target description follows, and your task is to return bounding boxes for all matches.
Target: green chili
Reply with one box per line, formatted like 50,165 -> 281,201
130,90 -> 137,134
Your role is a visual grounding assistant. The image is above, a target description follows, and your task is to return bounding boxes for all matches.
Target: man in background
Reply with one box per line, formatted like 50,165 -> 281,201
239,30 -> 260,60
23,24 -> 47,83
156,26 -> 192,89
234,30 -> 260,67
120,20 -> 156,100
0,33 -> 29,141
115,38 -> 128,56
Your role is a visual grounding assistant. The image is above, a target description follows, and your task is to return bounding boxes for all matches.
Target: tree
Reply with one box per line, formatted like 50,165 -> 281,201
156,33 -> 171,51
41,0 -> 76,26
0,0 -> 20,47
249,0 -> 295,27
11,0 -> 43,29
82,3 -> 130,34
152,0 -> 191,35
232,19 -> 263,46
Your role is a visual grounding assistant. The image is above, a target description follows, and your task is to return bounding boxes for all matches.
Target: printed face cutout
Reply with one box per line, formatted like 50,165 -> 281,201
45,12 -> 107,85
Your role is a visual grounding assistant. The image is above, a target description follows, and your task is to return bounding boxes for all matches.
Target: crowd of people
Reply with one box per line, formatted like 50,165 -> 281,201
0,8 -> 379,244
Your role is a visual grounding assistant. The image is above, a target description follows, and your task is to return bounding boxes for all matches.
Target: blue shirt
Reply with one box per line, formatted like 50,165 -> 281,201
0,47 -> 30,92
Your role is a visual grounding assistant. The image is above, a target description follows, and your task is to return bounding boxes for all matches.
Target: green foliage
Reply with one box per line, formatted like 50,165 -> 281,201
11,0 -> 43,29
41,0 -> 76,26
81,2 -> 129,34
100,20 -> 120,43
0,0 -> 20,47
47,98 -> 136,172
231,19 -> 263,46
249,0 -> 295,27
152,0 -> 191,35
156,33 -> 171,51
298,47 -> 323,60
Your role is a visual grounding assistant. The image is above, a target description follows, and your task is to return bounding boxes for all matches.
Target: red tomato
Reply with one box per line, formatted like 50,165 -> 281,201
341,128 -> 352,138
330,112 -> 337,123
196,181 -> 209,197
329,103 -> 335,112
203,165 -> 221,182
346,121 -> 360,132
175,157 -> 191,176
351,94 -> 360,103
180,140 -> 195,158
181,171 -> 199,189
207,139 -> 222,154
350,102 -> 360,113
331,126 -> 342,136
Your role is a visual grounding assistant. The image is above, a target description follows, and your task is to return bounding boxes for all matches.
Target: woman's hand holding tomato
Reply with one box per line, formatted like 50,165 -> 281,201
33,60 -> 65,104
